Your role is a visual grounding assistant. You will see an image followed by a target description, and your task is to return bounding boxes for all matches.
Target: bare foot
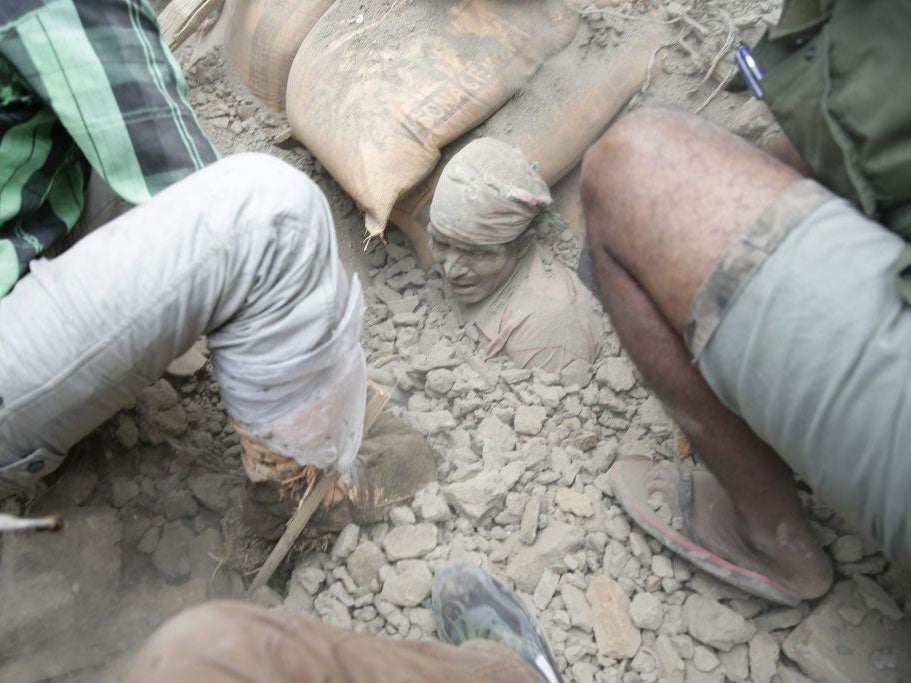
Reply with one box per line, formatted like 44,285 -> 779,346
647,461 -> 833,600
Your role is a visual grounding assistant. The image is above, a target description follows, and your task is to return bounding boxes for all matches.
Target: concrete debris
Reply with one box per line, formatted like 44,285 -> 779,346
719,644 -> 749,681
443,461 -> 523,523
520,494 -> 541,544
831,534 -> 864,563
585,574 -> 641,659
533,569 -> 560,611
597,357 -> 636,392
383,523 -> 438,560
514,405 -> 547,435
693,645 -> 720,672
346,542 -> 386,589
853,574 -> 904,620
782,581 -> 911,682
682,594 -> 756,651
507,521 -> 585,591
331,524 -> 361,559
654,633 -> 685,682
561,583 -> 594,632
166,339 -> 208,378
554,488 -> 594,517
11,41 -> 901,682
748,631 -> 780,683
380,560 -> 433,607
629,591 -> 664,631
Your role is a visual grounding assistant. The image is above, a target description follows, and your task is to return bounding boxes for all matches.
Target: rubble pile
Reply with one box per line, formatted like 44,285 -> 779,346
1,6 -> 910,682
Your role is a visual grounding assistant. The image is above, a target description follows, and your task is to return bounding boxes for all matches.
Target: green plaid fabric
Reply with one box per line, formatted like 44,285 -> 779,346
0,0 -> 218,298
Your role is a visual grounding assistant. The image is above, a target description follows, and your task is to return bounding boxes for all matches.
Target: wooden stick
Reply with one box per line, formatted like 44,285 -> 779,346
247,382 -> 389,593
158,0 -> 225,51
248,472 -> 336,594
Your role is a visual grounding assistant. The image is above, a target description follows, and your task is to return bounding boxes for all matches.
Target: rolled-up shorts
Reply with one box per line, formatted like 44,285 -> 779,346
684,179 -> 911,568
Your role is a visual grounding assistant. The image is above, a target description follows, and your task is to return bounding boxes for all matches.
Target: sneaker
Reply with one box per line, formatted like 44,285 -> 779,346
432,564 -> 563,683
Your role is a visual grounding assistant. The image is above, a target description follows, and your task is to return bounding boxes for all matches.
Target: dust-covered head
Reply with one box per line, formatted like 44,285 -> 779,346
429,138 -> 551,303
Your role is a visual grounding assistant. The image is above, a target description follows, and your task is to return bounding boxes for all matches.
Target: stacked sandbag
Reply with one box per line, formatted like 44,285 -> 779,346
390,20 -> 669,261
285,0 -> 580,245
224,0 -> 335,110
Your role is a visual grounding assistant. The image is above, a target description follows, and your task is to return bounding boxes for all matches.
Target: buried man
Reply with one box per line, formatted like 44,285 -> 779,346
0,0 -> 370,515
428,138 -> 602,375
581,0 -> 911,605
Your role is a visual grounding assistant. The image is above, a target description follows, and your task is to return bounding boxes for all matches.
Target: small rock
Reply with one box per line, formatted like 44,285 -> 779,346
414,485 -> 451,523
561,583 -> 594,632
166,339 -> 208,378
586,574 -> 641,659
332,524 -> 361,560
854,574 -> 903,620
404,410 -> 456,435
444,461 -> 524,523
314,593 -> 352,630
831,534 -> 864,563
629,592 -> 663,631
555,488 -> 594,517
514,405 -> 547,435
380,560 -> 433,607
654,633 -> 685,682
782,581 -> 911,682
571,661 -> 597,683
533,569 -> 559,610
693,645 -> 720,672
719,645 -> 749,681
753,607 -> 804,633
161,489 -> 199,519
425,369 -> 455,396
520,494 -> 541,545
152,521 -> 193,580
598,357 -> 636,392
383,523 -> 438,560
389,506 -> 416,526
110,477 -> 140,507
137,526 -> 160,554
187,472 -> 229,513
506,521 -> 585,591
477,415 -> 517,452
682,594 -> 755,651
776,663 -> 814,683
137,380 -> 188,443
347,542 -> 385,588
294,566 -> 327,596
114,414 -> 140,450
574,431 -> 599,452
748,632 -> 779,683
651,555 -> 674,578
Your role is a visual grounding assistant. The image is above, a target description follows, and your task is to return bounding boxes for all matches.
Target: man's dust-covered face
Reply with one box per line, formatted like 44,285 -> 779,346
429,228 -> 523,304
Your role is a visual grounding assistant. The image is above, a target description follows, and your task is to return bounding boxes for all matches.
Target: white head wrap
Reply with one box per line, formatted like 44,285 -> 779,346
430,138 -> 551,247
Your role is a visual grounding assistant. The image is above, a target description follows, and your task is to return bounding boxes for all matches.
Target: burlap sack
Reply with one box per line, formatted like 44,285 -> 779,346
285,0 -> 579,243
390,20 -> 669,264
224,0 -> 335,110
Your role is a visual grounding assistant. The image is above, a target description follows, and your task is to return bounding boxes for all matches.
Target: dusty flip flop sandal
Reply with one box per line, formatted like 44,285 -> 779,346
608,455 -> 801,606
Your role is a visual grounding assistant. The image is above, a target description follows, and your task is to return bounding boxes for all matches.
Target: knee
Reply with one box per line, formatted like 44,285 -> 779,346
218,152 -> 324,207
202,153 -> 335,252
581,107 -> 698,250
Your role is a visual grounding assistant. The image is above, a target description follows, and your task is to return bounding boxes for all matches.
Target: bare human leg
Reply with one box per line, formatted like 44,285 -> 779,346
581,108 -> 832,599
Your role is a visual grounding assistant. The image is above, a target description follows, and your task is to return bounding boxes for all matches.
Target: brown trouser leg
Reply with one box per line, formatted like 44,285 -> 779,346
123,601 -> 541,683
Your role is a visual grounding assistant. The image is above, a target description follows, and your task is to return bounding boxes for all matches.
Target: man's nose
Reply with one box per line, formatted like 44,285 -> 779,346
443,253 -> 469,279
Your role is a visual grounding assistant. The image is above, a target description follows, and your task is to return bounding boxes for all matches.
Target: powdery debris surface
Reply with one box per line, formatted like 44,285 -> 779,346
1,1 -> 910,682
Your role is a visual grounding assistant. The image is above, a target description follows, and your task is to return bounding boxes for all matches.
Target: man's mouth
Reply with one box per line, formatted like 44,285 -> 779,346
447,279 -> 477,292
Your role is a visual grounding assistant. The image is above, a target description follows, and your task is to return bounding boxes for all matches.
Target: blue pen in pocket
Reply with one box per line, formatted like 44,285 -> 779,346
735,44 -> 765,99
